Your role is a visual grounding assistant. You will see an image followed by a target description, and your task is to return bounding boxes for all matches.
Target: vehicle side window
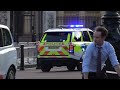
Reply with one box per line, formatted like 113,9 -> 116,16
73,32 -> 82,42
0,29 -> 3,47
82,31 -> 91,42
2,28 -> 12,46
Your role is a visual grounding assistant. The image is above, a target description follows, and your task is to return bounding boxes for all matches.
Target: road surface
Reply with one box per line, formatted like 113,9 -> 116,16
16,66 -> 82,79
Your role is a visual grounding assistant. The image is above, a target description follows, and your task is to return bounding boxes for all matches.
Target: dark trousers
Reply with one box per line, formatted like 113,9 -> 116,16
82,67 -> 108,79
89,67 -> 108,79
88,72 -> 107,79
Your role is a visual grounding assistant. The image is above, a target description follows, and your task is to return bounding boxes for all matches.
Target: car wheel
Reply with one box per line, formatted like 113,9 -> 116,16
6,67 -> 16,79
77,63 -> 82,71
40,62 -> 52,72
67,65 -> 76,71
41,65 -> 51,72
77,58 -> 83,71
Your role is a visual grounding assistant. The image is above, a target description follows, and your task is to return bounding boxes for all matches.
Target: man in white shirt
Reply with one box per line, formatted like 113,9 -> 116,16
82,26 -> 120,79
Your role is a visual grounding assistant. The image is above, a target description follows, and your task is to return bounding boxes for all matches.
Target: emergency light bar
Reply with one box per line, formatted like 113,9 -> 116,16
58,25 -> 84,28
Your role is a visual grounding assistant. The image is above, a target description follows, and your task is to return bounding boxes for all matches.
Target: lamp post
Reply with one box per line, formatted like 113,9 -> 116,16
102,11 -> 120,71
38,11 -> 43,41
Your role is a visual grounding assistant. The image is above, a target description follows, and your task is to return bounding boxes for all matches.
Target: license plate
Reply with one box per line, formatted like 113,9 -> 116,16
48,46 -> 59,49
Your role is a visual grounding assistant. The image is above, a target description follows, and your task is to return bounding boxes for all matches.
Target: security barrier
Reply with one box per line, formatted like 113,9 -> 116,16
14,42 -> 37,66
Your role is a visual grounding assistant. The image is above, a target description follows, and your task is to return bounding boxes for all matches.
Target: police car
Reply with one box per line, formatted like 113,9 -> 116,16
37,25 -> 93,72
0,25 -> 17,79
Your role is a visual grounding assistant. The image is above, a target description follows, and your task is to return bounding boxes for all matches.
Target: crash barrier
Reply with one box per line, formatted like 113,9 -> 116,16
14,42 -> 37,68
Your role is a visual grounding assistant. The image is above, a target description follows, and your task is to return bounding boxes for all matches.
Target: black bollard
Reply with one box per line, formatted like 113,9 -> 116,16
36,58 -> 41,69
20,44 -> 24,70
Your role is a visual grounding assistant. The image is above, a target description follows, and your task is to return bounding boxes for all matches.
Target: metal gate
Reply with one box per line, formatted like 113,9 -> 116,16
14,42 -> 37,66
56,11 -> 102,30
11,11 -> 36,42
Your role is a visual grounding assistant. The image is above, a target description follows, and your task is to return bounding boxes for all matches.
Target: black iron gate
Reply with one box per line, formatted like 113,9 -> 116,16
11,11 -> 36,42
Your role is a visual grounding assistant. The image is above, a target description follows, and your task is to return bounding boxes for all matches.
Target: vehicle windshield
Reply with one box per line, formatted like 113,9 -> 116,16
41,32 -> 71,42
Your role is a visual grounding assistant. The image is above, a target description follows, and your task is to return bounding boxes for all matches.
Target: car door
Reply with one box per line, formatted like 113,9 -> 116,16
71,31 -> 84,60
0,28 -> 4,77
0,28 -> 17,77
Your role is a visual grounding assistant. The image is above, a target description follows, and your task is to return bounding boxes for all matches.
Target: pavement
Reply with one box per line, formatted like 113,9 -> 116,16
14,42 -> 37,69
17,58 -> 37,69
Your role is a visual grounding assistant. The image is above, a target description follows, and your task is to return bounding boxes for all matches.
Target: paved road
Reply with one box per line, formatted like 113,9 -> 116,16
16,66 -> 82,79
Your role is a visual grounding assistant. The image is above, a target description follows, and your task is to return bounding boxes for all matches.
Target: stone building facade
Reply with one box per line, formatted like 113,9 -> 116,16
0,11 -> 107,42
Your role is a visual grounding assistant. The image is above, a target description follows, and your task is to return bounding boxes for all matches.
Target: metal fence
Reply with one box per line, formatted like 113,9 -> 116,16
56,16 -> 101,29
14,42 -> 37,65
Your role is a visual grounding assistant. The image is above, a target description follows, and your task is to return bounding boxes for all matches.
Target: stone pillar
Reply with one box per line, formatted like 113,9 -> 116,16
0,11 -> 10,27
43,11 -> 56,32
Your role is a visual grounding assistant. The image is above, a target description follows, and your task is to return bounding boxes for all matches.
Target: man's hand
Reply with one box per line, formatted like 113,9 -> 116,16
114,64 -> 120,77
82,72 -> 89,79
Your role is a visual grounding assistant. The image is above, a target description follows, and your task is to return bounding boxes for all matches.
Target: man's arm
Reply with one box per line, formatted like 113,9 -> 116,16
108,43 -> 120,76
114,64 -> 120,77
82,44 -> 92,79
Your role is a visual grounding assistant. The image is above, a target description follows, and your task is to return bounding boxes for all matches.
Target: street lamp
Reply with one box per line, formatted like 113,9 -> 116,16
102,11 -> 120,71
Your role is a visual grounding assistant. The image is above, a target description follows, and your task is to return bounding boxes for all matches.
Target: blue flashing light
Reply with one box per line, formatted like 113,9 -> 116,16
70,25 -> 83,28
75,25 -> 83,27
70,25 -> 74,27
58,24 -> 84,28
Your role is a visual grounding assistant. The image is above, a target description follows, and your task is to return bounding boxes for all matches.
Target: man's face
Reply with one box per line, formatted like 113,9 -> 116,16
93,31 -> 105,46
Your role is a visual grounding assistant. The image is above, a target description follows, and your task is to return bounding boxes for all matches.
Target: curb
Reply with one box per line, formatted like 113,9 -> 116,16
17,64 -> 37,69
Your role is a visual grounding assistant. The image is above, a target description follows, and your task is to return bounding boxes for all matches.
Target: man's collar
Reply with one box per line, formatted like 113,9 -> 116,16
94,41 -> 105,48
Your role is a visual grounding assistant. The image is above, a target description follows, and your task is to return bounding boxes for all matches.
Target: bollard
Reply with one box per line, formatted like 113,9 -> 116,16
36,59 -> 41,69
36,42 -> 41,69
20,44 -> 24,70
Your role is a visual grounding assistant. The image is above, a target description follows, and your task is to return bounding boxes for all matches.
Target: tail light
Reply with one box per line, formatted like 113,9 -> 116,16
69,43 -> 74,54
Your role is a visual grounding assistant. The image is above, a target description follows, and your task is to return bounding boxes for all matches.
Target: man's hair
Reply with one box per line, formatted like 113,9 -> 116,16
94,26 -> 108,37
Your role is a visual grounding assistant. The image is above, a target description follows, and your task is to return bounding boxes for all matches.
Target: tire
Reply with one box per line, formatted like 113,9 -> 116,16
41,66 -> 51,72
41,63 -> 52,72
77,63 -> 82,71
67,65 -> 76,71
6,67 -> 16,79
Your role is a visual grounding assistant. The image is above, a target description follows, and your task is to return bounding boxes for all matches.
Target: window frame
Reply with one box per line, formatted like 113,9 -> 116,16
2,28 -> 12,47
0,28 -> 3,47
88,31 -> 93,42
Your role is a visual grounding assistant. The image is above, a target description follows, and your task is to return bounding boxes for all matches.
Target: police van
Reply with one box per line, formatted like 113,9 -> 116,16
37,25 -> 93,72
0,25 -> 17,79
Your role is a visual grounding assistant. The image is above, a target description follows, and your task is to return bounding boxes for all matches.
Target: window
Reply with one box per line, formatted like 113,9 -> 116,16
73,32 -> 82,42
82,31 -> 91,42
2,28 -> 12,46
0,29 -> 3,47
42,32 -> 71,42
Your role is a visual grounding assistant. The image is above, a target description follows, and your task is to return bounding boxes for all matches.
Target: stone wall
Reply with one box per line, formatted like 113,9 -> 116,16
0,11 -> 10,28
